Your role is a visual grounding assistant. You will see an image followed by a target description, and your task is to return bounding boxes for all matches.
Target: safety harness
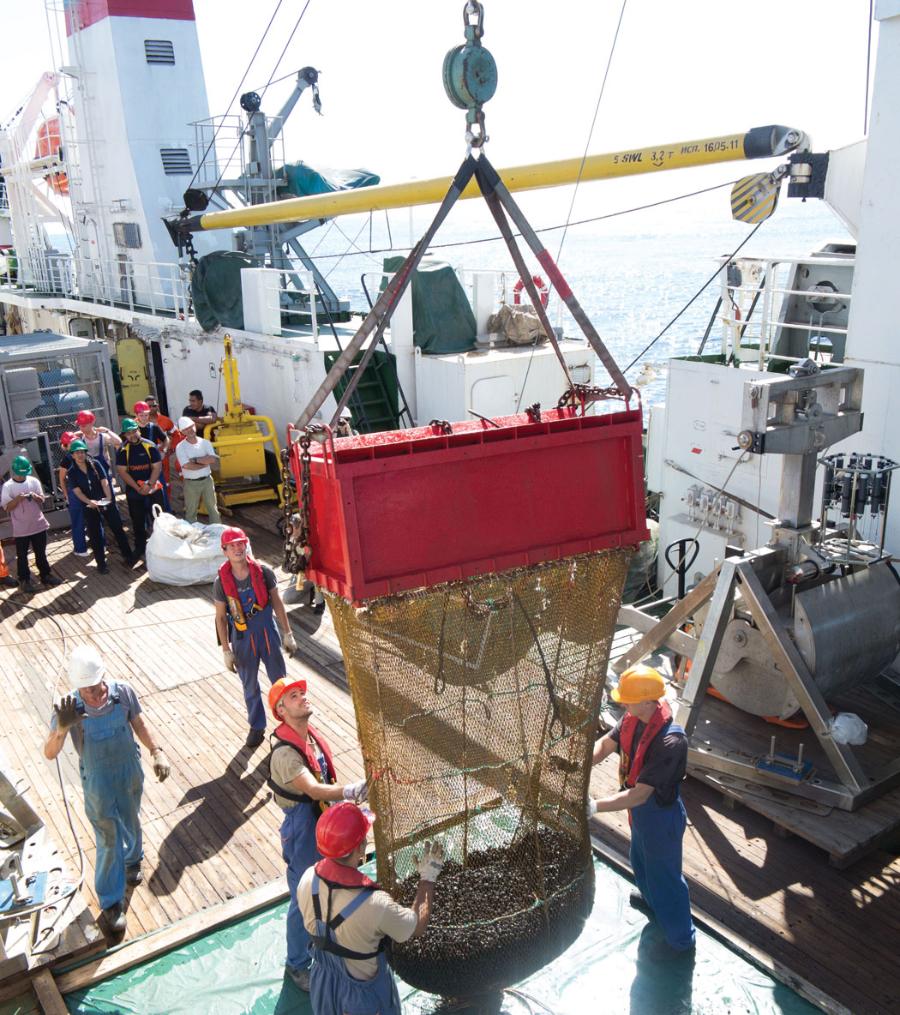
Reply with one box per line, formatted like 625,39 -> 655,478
311,861 -> 384,961
266,722 -> 336,812
218,559 -> 269,632
618,700 -> 673,790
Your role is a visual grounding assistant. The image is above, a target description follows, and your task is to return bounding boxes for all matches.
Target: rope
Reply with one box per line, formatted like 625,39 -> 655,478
185,0 -> 285,194
555,0 -> 629,266
623,218 -> 765,373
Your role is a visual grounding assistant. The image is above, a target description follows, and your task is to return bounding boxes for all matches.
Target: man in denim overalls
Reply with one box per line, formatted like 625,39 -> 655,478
43,645 -> 171,935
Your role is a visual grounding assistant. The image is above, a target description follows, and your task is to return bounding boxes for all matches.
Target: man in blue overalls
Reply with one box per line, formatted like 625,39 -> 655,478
297,803 -> 445,1014
266,678 -> 368,991
213,527 -> 298,748
589,665 -> 696,961
43,645 -> 171,935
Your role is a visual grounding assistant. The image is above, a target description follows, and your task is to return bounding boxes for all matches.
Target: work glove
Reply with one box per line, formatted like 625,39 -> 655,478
223,648 -> 236,673
152,749 -> 171,782
414,840 -> 446,883
586,798 -> 598,818
282,631 -> 298,654
342,778 -> 368,804
54,694 -> 82,732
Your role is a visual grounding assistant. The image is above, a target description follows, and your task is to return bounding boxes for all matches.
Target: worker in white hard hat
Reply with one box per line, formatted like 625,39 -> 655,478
335,406 -> 359,439
174,416 -> 221,524
43,645 -> 171,936
588,665 -> 695,961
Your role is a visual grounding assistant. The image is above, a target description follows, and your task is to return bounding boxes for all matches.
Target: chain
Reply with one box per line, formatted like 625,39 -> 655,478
281,429 -> 318,574
557,384 -> 627,410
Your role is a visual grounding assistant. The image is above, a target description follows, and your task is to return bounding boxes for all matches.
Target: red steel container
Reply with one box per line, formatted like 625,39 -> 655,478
290,406 -> 648,602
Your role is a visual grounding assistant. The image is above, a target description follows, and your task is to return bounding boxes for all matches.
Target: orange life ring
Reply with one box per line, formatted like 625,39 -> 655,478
35,117 -> 69,195
513,274 -> 550,308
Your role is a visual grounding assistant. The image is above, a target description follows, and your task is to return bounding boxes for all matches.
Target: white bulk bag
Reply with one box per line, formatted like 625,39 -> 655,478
145,507 -> 226,585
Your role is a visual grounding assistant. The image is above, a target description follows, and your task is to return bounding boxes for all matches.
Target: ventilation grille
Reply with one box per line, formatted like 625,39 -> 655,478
113,222 -> 142,249
160,148 -> 192,176
145,39 -> 175,64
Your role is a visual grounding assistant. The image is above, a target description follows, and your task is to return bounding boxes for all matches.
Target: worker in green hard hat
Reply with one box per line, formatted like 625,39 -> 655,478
588,665 -> 695,962
115,418 -> 163,561
0,456 -> 61,593
67,440 -> 134,574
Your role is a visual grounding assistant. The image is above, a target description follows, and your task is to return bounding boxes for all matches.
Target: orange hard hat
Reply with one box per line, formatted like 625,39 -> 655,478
268,677 -> 307,720
316,802 -> 374,859
220,526 -> 248,548
611,665 -> 666,705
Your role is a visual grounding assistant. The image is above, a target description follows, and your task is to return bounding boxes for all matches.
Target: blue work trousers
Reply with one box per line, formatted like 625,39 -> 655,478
281,803 -> 321,972
77,695 -> 144,910
630,794 -> 695,951
67,490 -> 88,554
309,887 -> 401,1015
230,600 -> 286,730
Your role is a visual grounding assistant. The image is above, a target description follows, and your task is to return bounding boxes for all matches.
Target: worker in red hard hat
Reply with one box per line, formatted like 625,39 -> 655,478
297,802 -> 445,1013
588,665 -> 695,961
267,677 -> 367,992
76,410 -> 122,490
213,528 -> 298,749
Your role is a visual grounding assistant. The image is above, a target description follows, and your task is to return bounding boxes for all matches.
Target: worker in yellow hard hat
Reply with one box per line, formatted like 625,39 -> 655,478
588,664 -> 695,961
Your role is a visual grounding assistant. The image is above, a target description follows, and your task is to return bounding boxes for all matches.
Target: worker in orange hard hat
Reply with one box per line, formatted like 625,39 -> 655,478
213,528 -> 298,748
588,664 -> 695,962
266,677 -> 367,993
297,802 -> 445,1014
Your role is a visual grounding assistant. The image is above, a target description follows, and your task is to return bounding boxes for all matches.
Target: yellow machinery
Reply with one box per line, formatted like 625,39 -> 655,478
207,335 -> 283,507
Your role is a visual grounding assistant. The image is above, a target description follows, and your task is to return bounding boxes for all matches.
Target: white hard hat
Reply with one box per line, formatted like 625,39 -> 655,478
69,645 -> 106,689
177,416 -> 196,431
339,407 -> 353,420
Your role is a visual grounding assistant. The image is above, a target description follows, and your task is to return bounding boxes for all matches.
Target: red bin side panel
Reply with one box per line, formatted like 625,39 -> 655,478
298,407 -> 648,602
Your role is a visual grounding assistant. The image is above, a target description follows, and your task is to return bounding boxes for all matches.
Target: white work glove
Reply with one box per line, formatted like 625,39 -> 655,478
414,840 -> 446,883
342,779 -> 368,804
586,798 -> 598,818
223,648 -> 236,673
282,631 -> 298,654
152,749 -> 171,782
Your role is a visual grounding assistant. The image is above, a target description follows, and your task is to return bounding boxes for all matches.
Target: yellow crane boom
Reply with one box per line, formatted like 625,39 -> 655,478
174,125 -> 807,234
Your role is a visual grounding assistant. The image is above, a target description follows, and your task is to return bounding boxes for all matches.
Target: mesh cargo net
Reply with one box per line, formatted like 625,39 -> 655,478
327,547 -> 632,997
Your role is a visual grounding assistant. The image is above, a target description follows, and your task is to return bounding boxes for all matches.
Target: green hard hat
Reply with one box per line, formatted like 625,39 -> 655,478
11,456 -> 32,476
69,439 -> 88,452
121,418 -> 139,433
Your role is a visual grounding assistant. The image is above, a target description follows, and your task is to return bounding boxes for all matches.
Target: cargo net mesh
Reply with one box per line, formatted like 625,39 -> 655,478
327,548 -> 632,997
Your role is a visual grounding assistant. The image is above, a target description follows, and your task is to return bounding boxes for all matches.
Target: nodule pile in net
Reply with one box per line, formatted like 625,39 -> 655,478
328,548 -> 631,996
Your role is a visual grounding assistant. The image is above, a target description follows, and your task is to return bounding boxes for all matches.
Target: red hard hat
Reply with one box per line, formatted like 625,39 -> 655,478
76,410 -> 95,426
60,431 -> 77,447
221,526 -> 249,548
133,401 -> 150,414
268,677 -> 308,720
316,802 -> 374,859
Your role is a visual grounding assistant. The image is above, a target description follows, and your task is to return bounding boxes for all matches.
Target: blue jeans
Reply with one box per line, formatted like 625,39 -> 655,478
630,794 -> 695,951
230,602 -> 286,730
78,692 -> 144,909
281,803 -> 321,971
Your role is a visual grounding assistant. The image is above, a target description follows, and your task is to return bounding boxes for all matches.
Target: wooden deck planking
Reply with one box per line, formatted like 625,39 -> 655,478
2,507 -> 899,1013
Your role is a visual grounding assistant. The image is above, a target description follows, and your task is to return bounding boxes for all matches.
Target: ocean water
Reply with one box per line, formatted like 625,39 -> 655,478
304,186 -> 852,408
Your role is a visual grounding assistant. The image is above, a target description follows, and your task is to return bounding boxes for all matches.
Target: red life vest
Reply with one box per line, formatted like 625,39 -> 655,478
218,558 -> 269,631
618,700 -> 673,790
314,858 -> 378,889
267,722 -> 337,812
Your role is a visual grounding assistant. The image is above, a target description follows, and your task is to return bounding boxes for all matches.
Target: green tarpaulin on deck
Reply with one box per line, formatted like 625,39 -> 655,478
62,857 -> 817,1015
382,257 -> 476,354
191,251 -> 260,333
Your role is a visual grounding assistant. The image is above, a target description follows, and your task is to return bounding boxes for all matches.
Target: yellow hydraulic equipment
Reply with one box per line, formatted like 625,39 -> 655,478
207,335 -> 283,507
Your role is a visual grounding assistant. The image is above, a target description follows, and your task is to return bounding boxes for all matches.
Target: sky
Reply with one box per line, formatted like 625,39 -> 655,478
1,0 -> 876,209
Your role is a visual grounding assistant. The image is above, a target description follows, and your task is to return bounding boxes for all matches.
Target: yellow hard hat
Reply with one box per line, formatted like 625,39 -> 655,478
611,665 -> 665,704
